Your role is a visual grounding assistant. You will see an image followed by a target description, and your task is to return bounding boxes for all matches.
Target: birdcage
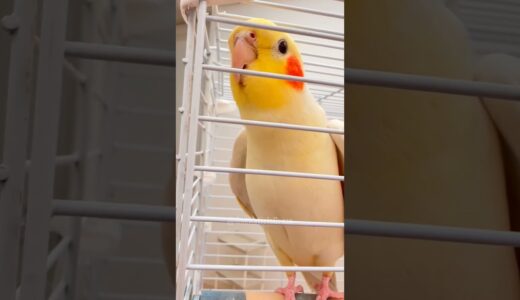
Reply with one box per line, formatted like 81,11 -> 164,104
175,1 -> 345,299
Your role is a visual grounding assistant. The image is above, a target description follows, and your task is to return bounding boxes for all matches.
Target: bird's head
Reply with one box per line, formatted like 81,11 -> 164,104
228,18 -> 305,111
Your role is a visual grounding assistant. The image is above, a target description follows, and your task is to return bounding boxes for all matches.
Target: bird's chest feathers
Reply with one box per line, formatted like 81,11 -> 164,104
243,130 -> 342,223
245,130 -> 337,175
242,95 -> 334,171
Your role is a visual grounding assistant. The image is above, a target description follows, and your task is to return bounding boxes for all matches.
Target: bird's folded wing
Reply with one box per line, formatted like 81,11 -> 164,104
327,119 -> 345,177
229,129 -> 257,218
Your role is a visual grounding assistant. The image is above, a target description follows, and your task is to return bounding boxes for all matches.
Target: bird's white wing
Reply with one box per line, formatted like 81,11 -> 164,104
228,129 -> 257,218
327,119 -> 345,177
299,119 -> 344,292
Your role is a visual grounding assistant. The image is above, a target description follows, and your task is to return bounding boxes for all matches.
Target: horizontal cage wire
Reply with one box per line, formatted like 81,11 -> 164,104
176,1 -> 345,299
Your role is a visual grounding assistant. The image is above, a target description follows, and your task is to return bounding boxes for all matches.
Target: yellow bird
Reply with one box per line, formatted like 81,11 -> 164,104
227,18 -> 344,300
169,1 -> 520,299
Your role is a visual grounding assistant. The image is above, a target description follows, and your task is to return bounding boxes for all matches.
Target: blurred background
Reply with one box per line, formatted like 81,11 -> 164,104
450,0 -> 520,57
0,0 -> 174,299
346,0 -> 520,299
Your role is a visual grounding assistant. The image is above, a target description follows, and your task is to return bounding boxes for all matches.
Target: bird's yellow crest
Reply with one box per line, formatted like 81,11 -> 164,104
228,18 -> 305,111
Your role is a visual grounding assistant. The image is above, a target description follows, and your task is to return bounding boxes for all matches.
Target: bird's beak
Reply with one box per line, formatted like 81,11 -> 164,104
231,31 -> 257,85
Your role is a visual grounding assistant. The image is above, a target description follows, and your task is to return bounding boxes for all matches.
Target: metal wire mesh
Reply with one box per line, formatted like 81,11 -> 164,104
175,1 -> 345,298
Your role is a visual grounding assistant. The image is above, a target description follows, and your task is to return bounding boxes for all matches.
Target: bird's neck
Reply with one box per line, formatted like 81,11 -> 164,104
237,89 -> 327,141
237,88 -> 317,121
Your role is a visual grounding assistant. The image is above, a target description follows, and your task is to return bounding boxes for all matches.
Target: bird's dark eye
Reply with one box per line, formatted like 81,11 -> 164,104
278,39 -> 288,54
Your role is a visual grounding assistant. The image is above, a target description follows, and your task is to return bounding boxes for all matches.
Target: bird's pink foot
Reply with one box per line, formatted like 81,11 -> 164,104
314,275 -> 344,300
275,273 -> 304,300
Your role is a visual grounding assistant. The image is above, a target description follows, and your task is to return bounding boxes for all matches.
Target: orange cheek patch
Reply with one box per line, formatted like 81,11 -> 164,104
285,55 -> 304,90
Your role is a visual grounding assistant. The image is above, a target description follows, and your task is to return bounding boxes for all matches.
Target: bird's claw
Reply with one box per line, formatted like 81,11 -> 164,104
275,284 -> 304,300
314,280 -> 344,300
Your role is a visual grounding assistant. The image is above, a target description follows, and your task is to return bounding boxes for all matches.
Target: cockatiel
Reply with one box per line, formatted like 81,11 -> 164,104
172,4 -> 345,299
347,0 -> 520,299
227,19 -> 344,300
